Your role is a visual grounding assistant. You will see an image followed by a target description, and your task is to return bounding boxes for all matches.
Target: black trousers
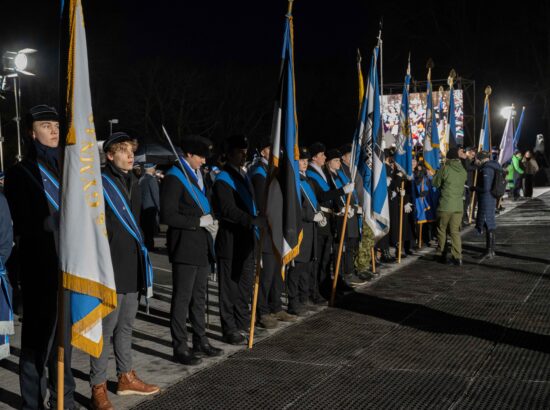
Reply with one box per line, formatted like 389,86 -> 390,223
311,234 -> 332,302
523,174 -> 534,197
257,252 -> 282,316
20,290 -> 75,410
217,256 -> 255,335
287,261 -> 311,311
140,207 -> 158,251
170,263 -> 209,355
341,237 -> 359,276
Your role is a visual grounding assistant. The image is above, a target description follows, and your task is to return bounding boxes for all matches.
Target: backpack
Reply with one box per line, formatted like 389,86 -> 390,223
491,167 -> 507,198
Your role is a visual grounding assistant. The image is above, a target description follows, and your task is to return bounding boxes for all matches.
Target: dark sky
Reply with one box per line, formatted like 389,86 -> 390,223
0,1 -> 548,156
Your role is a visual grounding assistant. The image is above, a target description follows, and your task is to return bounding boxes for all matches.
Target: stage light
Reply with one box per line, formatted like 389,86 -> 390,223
2,48 -> 37,76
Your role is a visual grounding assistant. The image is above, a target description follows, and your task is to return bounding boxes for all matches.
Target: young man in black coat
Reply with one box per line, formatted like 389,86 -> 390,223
306,142 -> 354,303
248,138 -> 296,329
90,133 -> 159,410
4,105 -> 78,410
212,135 -> 267,345
160,135 -> 223,365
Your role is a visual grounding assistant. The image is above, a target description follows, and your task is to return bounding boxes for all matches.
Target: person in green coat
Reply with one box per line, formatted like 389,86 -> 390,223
432,147 -> 467,266
506,150 -> 524,200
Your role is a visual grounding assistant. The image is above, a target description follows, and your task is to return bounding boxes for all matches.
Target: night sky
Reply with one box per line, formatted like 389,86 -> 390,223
0,1 -> 548,160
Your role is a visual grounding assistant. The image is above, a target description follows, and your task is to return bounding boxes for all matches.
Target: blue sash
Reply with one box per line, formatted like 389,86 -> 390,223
166,166 -> 211,215
300,179 -> 318,211
250,164 -> 267,179
178,156 -> 206,194
306,169 -> 330,192
0,259 -> 13,354
102,174 -> 153,298
21,162 -> 60,211
215,170 -> 259,238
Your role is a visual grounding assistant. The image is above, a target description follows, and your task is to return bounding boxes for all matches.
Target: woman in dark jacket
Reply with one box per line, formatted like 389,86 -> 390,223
474,151 -> 502,258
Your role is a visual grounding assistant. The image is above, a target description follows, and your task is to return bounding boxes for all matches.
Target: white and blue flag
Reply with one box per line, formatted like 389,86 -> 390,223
394,56 -> 413,179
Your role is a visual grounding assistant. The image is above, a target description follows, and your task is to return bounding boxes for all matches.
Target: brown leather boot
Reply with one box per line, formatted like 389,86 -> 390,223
116,370 -> 160,396
91,382 -> 114,410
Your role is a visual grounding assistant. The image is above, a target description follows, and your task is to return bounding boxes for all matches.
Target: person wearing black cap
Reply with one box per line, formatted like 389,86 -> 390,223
212,135 -> 267,344
324,148 -> 365,286
306,142 -> 354,302
4,105 -> 80,409
139,163 -> 160,251
472,151 -> 501,258
248,137 -> 296,329
90,132 -> 159,409
160,135 -> 224,365
287,147 -> 323,315
432,147 -> 467,266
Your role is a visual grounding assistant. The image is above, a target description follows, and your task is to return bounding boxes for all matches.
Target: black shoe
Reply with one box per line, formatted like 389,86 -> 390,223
192,342 -> 224,358
405,248 -> 414,256
356,271 -> 373,281
174,349 -> 203,365
223,331 -> 246,345
241,326 -> 267,338
447,257 -> 463,267
343,274 -> 366,286
381,250 -> 396,263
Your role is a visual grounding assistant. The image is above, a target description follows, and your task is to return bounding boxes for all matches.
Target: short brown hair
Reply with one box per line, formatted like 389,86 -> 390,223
105,140 -> 138,155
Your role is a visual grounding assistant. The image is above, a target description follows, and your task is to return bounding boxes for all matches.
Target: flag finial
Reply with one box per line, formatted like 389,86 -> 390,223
485,86 -> 492,96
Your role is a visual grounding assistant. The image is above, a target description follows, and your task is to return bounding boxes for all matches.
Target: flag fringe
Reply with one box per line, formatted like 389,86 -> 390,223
281,229 -> 303,266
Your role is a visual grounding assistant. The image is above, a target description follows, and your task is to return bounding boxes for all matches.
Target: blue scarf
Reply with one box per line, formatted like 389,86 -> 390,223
166,166 -> 211,214
250,163 -> 267,179
102,174 -> 153,298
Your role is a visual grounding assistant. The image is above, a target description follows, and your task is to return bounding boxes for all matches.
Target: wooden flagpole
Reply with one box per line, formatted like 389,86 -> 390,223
330,191 -> 354,306
418,223 -> 423,248
371,247 -> 376,273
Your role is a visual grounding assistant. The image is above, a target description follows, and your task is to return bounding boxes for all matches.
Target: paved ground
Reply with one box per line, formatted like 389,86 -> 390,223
0,188 -> 548,409
133,189 -> 550,409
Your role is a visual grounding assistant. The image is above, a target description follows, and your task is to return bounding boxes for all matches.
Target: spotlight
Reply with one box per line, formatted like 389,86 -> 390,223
2,48 -> 36,76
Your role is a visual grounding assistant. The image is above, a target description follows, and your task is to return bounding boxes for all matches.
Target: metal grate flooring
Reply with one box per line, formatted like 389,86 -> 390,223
135,192 -> 550,409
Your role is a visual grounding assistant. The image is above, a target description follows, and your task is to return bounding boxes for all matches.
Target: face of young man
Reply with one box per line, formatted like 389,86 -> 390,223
299,158 -> 308,172
107,142 -> 135,173
185,153 -> 206,170
261,146 -> 271,159
341,152 -> 351,166
327,158 -> 341,171
311,152 -> 326,167
32,121 -> 60,148
227,148 -> 247,168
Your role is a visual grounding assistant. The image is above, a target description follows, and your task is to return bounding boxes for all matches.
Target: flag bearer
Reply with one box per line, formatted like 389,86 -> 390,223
4,105 -> 77,410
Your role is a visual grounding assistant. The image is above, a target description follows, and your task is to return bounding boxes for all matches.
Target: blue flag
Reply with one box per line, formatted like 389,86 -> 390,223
394,57 -> 413,179
478,96 -> 491,152
356,45 -> 389,239
423,69 -> 440,171
513,106 -> 525,150
265,9 -> 303,265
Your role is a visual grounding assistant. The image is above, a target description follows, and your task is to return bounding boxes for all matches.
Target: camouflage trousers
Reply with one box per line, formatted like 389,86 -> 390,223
355,221 -> 375,273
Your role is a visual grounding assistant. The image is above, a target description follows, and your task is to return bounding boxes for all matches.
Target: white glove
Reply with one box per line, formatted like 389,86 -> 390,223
404,202 -> 413,214
356,207 -> 363,215
199,214 -> 214,227
386,177 -> 392,186
313,212 -> 324,222
343,183 -> 354,194
347,207 -> 355,218
400,188 -> 406,197
205,219 -> 219,237
391,191 -> 397,200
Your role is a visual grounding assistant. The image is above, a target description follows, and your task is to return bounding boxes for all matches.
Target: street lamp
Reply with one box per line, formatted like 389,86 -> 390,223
108,118 -> 119,135
2,48 -> 37,162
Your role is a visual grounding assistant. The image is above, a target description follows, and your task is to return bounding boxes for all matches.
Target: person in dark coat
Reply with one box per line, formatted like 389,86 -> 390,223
0,191 -> 12,265
90,132 -> 159,410
287,147 -> 322,315
161,135 -> 223,366
460,147 -> 477,224
306,142 -> 354,303
139,163 -> 160,251
212,135 -> 267,345
4,105 -> 78,410
325,148 -> 365,286
389,166 -> 416,257
248,137 -> 296,329
473,151 -> 501,259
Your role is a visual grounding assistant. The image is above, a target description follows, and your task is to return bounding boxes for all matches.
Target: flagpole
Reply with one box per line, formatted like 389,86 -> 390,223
249,0 -> 295,348
418,223 -> 423,248
330,190 -> 354,306
468,86 -> 492,224
371,247 -> 376,273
